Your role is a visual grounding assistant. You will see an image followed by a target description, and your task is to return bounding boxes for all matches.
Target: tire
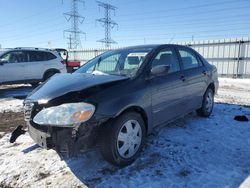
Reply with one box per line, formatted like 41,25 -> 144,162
44,71 -> 56,81
100,112 -> 146,167
196,87 -> 214,117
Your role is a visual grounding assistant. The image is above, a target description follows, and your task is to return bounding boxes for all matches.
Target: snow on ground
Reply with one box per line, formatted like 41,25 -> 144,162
0,84 -> 33,113
0,79 -> 250,187
0,98 -> 23,113
0,104 -> 250,187
216,78 -> 250,106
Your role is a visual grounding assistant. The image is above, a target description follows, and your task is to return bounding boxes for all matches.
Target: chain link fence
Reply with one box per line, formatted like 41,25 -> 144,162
68,37 -> 250,78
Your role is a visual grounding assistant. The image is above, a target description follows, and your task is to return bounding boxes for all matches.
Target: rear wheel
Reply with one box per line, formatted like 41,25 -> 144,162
44,71 -> 57,81
196,87 -> 214,117
101,112 -> 146,167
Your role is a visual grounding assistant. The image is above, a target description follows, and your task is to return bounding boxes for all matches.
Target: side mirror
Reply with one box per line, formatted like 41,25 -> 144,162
151,65 -> 170,76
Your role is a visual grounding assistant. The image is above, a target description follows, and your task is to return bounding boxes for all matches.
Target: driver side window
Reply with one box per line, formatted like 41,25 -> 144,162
1,51 -> 27,63
152,48 -> 180,73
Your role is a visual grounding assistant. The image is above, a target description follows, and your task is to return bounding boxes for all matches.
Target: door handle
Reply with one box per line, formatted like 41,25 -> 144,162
180,75 -> 186,82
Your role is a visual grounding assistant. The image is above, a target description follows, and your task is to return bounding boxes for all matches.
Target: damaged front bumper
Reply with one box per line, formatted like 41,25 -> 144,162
22,100 -> 109,156
27,119 -> 101,156
28,123 -> 51,148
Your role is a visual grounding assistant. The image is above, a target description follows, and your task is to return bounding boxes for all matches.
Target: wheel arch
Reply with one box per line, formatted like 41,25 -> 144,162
207,82 -> 215,93
115,105 -> 149,134
43,68 -> 60,81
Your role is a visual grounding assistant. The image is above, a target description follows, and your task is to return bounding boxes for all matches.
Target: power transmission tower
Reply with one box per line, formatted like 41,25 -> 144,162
67,35 -> 73,49
64,0 -> 86,50
96,1 -> 118,48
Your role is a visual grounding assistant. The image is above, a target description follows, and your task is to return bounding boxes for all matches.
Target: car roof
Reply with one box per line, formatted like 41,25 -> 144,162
117,44 -> 189,50
1,48 -> 57,54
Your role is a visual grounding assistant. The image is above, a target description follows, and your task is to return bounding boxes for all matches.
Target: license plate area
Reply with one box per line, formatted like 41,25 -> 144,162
28,123 -> 51,149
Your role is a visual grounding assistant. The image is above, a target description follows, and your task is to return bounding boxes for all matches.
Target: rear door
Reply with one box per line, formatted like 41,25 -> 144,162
26,51 -> 47,80
176,47 -> 207,111
150,46 -> 187,126
0,51 -> 28,83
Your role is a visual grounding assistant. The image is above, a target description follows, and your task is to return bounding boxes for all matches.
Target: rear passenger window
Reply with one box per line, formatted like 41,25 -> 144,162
28,51 -> 45,62
46,52 -> 57,60
152,48 -> 180,73
178,49 -> 200,70
28,51 -> 56,62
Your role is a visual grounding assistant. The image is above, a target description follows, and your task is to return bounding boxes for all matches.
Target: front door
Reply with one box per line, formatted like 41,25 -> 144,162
0,51 -> 28,83
150,47 -> 187,126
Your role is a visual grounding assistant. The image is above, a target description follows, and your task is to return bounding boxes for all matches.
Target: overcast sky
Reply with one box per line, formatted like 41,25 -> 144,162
0,0 -> 250,49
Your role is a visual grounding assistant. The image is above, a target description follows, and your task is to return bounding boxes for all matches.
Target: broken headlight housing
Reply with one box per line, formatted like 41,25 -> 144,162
33,102 -> 95,127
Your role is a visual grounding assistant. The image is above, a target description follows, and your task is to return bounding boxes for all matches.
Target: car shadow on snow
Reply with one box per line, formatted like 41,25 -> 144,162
61,150 -> 115,187
22,144 -> 40,154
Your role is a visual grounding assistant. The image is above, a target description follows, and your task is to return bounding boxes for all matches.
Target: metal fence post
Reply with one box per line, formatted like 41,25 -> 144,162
236,40 -> 242,78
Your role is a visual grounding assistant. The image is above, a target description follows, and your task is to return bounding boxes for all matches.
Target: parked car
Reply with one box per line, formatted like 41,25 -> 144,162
22,44 -> 218,166
53,48 -> 81,73
0,47 -> 67,86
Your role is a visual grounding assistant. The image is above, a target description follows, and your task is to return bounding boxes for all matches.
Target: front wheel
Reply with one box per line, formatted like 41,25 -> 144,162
196,87 -> 214,117
100,112 -> 146,167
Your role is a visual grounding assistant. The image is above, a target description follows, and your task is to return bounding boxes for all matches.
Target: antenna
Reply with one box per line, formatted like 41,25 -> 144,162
63,0 -> 86,50
96,1 -> 118,48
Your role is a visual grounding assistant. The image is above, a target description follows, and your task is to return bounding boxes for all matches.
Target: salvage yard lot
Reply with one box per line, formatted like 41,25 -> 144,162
0,78 -> 250,188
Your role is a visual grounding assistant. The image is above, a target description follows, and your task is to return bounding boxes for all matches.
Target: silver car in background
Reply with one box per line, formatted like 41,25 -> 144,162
0,47 -> 67,86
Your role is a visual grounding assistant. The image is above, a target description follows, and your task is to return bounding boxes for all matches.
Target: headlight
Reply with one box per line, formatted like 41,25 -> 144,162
33,102 -> 95,127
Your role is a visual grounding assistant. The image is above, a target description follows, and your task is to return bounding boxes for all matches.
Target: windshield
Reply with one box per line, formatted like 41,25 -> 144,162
75,48 -> 153,77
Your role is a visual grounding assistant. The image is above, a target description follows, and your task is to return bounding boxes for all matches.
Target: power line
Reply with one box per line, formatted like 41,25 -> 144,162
63,0 -> 86,49
96,1 -> 118,48
117,0 -> 248,17
116,5 -> 250,23
116,17 -> 250,33
1,18 -> 250,44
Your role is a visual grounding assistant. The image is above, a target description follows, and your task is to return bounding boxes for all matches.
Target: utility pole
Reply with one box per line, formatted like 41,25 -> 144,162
67,35 -> 73,49
96,1 -> 118,48
64,0 -> 86,50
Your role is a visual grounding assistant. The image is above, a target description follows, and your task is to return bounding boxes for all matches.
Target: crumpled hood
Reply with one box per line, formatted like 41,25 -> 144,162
26,73 -> 129,102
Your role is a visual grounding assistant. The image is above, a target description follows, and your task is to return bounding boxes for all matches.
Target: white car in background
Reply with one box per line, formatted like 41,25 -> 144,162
0,48 -> 67,86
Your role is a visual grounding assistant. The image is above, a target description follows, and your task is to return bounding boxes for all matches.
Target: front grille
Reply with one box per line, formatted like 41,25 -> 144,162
24,102 -> 34,121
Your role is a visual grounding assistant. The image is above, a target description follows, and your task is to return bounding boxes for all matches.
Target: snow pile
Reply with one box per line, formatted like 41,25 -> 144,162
0,98 -> 23,113
0,104 -> 250,187
216,78 -> 250,106
0,84 -> 32,113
